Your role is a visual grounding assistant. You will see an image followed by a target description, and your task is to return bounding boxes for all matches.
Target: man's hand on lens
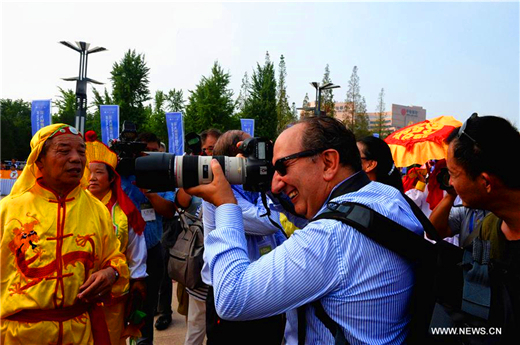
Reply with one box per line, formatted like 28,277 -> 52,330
186,159 -> 237,207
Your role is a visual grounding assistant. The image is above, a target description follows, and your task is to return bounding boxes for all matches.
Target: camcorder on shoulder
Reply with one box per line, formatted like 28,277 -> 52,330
109,121 -> 147,176
135,137 -> 274,193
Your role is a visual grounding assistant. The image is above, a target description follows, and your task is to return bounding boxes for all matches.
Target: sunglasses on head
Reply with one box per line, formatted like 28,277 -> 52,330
457,113 -> 479,145
273,148 -> 327,176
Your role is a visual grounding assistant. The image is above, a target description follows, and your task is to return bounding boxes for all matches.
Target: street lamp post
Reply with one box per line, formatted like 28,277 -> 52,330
310,82 -> 341,117
60,41 -> 106,134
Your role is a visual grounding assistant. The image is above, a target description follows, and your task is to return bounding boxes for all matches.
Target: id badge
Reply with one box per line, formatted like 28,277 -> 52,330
141,202 -> 156,222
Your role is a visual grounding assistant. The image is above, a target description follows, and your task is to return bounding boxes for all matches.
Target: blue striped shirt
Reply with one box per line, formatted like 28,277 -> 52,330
201,185 -> 286,285
204,178 -> 424,344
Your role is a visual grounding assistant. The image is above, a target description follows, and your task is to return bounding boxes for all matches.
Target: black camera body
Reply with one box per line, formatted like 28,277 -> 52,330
110,121 -> 147,176
237,137 -> 274,192
134,137 -> 274,193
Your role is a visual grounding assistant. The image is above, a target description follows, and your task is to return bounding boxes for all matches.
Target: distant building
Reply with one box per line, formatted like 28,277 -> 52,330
367,104 -> 426,132
302,102 -> 426,132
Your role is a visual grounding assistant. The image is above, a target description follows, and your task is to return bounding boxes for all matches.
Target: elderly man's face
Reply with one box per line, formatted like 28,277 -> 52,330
271,124 -> 327,219
37,134 -> 86,194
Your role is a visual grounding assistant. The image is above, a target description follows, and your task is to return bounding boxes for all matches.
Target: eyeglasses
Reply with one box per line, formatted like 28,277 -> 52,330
457,113 -> 479,145
273,148 -> 327,176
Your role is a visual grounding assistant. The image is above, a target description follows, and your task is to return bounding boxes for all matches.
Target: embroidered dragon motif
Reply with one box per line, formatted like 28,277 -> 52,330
7,213 -> 96,296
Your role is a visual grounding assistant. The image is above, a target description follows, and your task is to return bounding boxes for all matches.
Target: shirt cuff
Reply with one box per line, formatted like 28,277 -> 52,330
215,203 -> 244,230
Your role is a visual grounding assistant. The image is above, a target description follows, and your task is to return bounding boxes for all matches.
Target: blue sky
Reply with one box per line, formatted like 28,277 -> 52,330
1,1 -> 519,126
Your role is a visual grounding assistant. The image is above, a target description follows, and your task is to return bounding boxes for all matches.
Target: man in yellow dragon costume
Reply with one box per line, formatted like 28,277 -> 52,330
0,124 -> 129,345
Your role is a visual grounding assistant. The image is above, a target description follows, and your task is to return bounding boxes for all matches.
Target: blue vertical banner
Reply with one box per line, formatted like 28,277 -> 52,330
166,112 -> 184,155
31,100 -> 52,136
100,105 -> 120,145
241,119 -> 255,137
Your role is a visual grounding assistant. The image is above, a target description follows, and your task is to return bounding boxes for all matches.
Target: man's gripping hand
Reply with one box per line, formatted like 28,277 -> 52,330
185,159 -> 237,207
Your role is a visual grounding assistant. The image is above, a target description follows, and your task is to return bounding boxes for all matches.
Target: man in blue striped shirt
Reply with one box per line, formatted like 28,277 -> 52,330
186,116 -> 424,344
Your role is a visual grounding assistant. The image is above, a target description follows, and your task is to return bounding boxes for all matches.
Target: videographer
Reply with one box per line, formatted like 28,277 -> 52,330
185,117 -> 424,343
119,132 -> 176,345
440,114 -> 520,343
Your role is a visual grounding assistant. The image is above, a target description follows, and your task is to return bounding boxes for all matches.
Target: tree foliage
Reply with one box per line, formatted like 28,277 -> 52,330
1,99 -> 32,161
242,52 -> 278,140
166,89 -> 185,113
276,55 -> 295,134
184,61 -> 237,134
354,96 -> 371,138
345,66 -> 370,138
236,72 -> 250,116
373,88 -> 390,138
53,87 -> 77,126
301,93 -> 313,118
321,64 -> 335,117
110,49 -> 151,131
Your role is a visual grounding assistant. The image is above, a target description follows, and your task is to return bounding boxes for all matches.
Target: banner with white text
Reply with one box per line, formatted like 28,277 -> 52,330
166,112 -> 184,155
100,105 -> 120,145
240,118 -> 255,137
31,100 -> 52,136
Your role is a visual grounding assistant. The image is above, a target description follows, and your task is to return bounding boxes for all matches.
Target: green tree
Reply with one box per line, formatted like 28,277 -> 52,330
110,49 -> 151,131
141,90 -> 169,142
345,66 -> 370,138
276,55 -> 294,134
1,99 -> 32,161
373,88 -> 390,138
85,87 -> 113,134
242,52 -> 278,140
291,102 -> 298,121
345,66 -> 360,130
184,61 -> 236,134
236,72 -> 250,115
165,89 -> 185,112
321,64 -> 335,117
301,93 -> 313,117
53,87 -> 77,126
354,96 -> 371,138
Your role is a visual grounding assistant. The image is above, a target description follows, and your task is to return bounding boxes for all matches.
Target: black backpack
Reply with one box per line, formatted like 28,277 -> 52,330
297,172 -> 463,344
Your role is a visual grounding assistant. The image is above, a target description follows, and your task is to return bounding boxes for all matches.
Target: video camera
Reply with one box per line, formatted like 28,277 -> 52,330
135,137 -> 274,193
109,121 -> 147,176
436,167 -> 453,191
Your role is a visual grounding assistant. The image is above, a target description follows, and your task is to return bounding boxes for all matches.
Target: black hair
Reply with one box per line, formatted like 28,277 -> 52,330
358,136 -> 403,192
447,114 -> 520,189
136,132 -> 161,146
295,116 -> 362,171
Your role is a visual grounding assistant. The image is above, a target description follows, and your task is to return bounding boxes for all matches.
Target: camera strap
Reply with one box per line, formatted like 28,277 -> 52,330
260,192 -> 288,239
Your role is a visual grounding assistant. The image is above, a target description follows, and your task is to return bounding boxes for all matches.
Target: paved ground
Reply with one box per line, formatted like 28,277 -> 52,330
153,283 -> 191,345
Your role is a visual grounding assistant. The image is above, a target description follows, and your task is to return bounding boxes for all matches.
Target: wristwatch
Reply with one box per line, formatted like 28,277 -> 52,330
112,267 -> 120,282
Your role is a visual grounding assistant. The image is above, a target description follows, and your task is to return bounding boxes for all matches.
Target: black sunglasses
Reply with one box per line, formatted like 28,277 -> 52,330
273,148 -> 327,176
457,113 -> 479,145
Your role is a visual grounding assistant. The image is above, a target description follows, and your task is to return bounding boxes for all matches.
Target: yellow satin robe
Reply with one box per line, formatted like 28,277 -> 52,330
0,183 -> 129,345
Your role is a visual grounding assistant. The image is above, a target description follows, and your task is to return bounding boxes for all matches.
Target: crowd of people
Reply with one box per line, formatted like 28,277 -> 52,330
0,113 -> 518,345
